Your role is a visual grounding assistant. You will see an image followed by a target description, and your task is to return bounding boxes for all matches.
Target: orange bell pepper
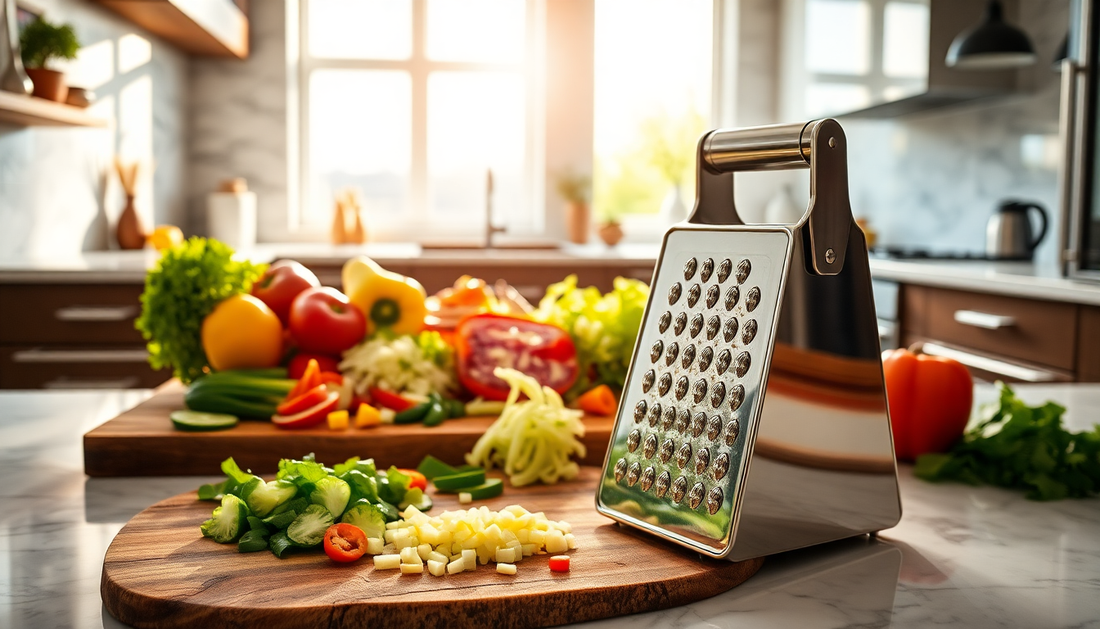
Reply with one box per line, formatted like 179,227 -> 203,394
882,348 -> 973,461
577,384 -> 617,416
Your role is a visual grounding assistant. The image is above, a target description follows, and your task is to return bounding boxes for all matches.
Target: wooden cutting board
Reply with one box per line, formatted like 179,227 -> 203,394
84,381 -> 615,477
101,467 -> 764,629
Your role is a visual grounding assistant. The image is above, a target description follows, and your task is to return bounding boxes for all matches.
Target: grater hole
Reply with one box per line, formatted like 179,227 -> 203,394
626,462 -> 641,487
692,378 -> 708,403
713,452 -> 731,481
690,412 -> 706,438
654,471 -> 671,498
688,482 -> 706,510
657,372 -> 672,397
717,258 -> 732,283
735,352 -> 752,378
698,346 -> 714,371
736,259 -> 751,284
675,376 -> 690,401
650,340 -> 663,363
683,258 -> 698,281
724,286 -> 740,311
664,342 -> 679,366
742,319 -> 758,345
662,405 -> 677,430
724,317 -> 739,343
640,466 -> 656,492
676,442 -> 693,469
669,283 -> 683,306
725,418 -> 741,446
729,384 -> 746,412
706,285 -> 720,309
674,312 -> 688,336
680,344 -> 696,369
710,381 -> 726,408
641,369 -> 656,393
675,408 -> 691,433
706,487 -> 724,515
716,349 -> 732,375
658,311 -> 672,333
700,258 -> 714,282
694,447 -> 710,475
614,458 -> 628,482
689,313 -> 704,338
647,402 -> 662,427
659,438 -> 676,463
627,429 -> 641,453
687,284 -> 701,308
706,315 -> 721,340
643,434 -> 658,459
746,286 -> 760,312
670,476 -> 688,503
707,415 -> 723,441
634,400 -> 647,423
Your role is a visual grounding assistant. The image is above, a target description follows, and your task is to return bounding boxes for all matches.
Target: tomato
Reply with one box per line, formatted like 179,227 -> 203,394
454,314 -> 578,400
368,387 -> 415,412
882,348 -> 974,461
288,287 -> 366,355
272,391 -> 340,429
251,260 -> 320,325
323,523 -> 368,563
287,353 -> 340,379
276,384 -> 329,416
398,469 -> 428,491
202,294 -> 284,371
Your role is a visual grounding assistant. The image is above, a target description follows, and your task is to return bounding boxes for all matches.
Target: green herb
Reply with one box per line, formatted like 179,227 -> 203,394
915,382 -> 1100,500
534,274 -> 649,399
20,16 -> 79,69
135,237 -> 266,383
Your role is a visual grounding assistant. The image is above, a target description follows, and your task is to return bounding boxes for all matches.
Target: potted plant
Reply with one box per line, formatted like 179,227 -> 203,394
555,170 -> 591,244
19,15 -> 79,102
596,207 -> 624,247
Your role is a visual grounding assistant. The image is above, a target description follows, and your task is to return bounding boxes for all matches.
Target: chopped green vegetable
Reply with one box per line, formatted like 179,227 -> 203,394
170,410 -> 238,432
462,479 -> 504,500
135,237 -> 266,384
268,531 -> 296,558
416,455 -> 458,480
378,466 -> 411,505
200,494 -> 249,543
433,468 -> 486,492
339,331 -> 456,397
341,501 -> 387,539
197,480 -> 227,501
398,487 -> 433,511
915,382 -> 1100,500
340,469 -> 380,505
394,400 -> 432,424
534,274 -> 649,399
310,477 -> 351,519
245,480 -> 298,518
237,529 -> 269,553
287,504 -> 334,547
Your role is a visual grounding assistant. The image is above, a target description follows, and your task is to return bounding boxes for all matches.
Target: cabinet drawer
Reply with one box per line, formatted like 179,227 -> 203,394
0,284 -> 145,344
0,345 -> 169,389
920,287 -> 1077,371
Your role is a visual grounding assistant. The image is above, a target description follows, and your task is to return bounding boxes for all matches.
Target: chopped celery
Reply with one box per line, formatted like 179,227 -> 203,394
269,531 -> 296,558
245,479 -> 298,517
310,476 -> 351,520
287,504 -> 334,547
341,501 -> 387,539
200,494 -> 249,543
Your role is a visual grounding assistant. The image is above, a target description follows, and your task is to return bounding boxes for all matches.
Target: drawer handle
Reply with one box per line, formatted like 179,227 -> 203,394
12,348 -> 149,363
953,310 -> 1016,330
43,376 -> 141,389
55,306 -> 138,322
919,342 -> 1059,383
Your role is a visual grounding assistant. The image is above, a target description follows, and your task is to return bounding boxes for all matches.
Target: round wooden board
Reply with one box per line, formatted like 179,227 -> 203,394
102,468 -> 764,629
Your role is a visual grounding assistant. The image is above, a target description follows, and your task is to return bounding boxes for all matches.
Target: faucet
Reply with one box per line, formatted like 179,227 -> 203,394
485,168 -> 505,248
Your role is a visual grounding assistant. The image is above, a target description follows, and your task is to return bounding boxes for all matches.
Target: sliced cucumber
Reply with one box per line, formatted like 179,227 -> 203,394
245,479 -> 298,518
463,479 -> 504,500
341,501 -> 387,539
416,455 -> 458,480
200,494 -> 249,543
398,487 -> 433,512
287,504 -> 334,547
171,410 -> 238,432
433,468 -> 486,492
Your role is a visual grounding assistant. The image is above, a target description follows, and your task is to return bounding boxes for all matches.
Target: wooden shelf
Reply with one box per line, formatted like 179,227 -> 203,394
0,91 -> 109,127
91,0 -> 249,59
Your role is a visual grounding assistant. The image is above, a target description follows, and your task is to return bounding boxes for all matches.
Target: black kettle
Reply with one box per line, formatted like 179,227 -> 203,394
986,200 -> 1048,260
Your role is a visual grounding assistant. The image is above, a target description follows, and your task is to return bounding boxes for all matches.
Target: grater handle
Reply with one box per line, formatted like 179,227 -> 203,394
688,119 -> 852,276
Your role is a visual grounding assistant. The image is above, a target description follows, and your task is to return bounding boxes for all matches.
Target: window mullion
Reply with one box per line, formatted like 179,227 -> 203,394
409,0 -> 428,223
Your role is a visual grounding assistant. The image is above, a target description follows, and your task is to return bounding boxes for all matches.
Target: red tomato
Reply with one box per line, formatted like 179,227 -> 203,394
398,469 -> 428,491
882,348 -> 974,461
251,260 -> 320,325
272,391 -> 340,429
323,523 -> 368,563
288,353 -> 341,379
289,287 -> 366,355
454,313 -> 578,401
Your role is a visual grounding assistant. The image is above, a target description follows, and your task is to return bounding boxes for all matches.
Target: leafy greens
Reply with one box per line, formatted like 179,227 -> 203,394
914,382 -> 1100,501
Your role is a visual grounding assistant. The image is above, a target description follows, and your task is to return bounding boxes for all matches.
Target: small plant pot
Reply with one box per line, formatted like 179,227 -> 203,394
26,68 -> 67,102
565,201 -> 590,244
597,221 -> 623,247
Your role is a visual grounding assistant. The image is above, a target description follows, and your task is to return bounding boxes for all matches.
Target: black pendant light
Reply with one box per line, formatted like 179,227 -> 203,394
946,0 -> 1037,70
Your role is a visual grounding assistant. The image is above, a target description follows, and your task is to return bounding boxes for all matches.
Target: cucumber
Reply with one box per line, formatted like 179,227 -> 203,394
416,455 -> 458,480
433,468 -> 486,492
184,389 -> 279,419
287,504 -> 334,547
398,487 -> 434,512
462,479 -> 504,500
170,410 -> 238,431
394,401 -> 432,424
200,494 -> 249,543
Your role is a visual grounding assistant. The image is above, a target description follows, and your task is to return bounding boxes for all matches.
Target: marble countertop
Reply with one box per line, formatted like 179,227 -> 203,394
1,385 -> 1098,628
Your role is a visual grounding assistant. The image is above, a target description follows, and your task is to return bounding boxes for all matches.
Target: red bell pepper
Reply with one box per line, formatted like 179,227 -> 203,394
454,313 -> 578,401
882,348 -> 973,461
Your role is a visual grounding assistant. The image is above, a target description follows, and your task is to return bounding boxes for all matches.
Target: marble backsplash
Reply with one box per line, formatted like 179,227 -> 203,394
0,0 -> 187,258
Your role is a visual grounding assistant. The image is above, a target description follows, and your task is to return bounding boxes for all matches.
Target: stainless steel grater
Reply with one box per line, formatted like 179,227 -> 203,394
596,119 -> 902,561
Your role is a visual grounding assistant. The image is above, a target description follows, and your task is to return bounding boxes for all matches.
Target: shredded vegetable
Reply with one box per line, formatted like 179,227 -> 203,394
339,331 -> 455,397
466,367 -> 586,486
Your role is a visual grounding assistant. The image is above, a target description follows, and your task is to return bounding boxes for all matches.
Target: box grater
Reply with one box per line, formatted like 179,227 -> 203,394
596,119 -> 902,561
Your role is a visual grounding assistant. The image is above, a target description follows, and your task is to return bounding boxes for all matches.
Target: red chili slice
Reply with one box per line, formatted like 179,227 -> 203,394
272,391 -> 340,429
454,313 -> 578,401
368,387 -> 415,412
276,384 -> 329,416
324,523 -> 368,563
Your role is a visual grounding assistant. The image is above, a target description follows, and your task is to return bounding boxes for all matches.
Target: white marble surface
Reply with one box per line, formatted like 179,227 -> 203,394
0,385 -> 1098,628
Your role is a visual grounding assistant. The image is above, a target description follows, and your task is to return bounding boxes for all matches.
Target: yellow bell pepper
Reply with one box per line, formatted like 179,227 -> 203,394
327,410 -> 349,430
354,402 -> 382,428
342,256 -> 427,336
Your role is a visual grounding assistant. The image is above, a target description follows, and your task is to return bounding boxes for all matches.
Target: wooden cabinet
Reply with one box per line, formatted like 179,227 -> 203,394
0,284 -> 169,390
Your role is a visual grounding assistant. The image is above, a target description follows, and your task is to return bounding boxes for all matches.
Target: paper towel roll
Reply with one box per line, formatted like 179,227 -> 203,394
207,191 -> 257,249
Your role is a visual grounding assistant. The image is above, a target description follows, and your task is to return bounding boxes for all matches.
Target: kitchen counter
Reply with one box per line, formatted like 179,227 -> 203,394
1,385 -> 1098,628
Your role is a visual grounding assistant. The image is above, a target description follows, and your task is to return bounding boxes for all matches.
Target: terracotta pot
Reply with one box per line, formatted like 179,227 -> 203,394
116,194 -> 147,250
26,67 -> 67,102
597,221 -> 623,247
565,201 -> 589,244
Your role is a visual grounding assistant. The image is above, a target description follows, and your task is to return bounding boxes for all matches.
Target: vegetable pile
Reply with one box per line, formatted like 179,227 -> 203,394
915,382 -> 1100,501
340,331 -> 455,398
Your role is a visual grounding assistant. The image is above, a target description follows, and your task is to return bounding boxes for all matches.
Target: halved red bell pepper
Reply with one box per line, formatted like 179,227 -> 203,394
454,313 -> 578,401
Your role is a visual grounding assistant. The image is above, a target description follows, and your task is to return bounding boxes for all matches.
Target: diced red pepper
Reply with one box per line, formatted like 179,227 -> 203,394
548,555 -> 570,572
369,387 -> 415,412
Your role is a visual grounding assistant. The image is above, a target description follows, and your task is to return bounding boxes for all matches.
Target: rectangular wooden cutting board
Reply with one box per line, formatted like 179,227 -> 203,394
84,381 -> 615,477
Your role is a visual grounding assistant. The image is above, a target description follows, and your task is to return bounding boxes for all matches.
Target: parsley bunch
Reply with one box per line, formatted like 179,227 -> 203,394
915,382 -> 1100,500
135,238 -> 266,384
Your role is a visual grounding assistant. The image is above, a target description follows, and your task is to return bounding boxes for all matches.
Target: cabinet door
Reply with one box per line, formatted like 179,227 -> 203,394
0,284 -> 145,344
1078,307 -> 1100,383
0,345 -> 168,389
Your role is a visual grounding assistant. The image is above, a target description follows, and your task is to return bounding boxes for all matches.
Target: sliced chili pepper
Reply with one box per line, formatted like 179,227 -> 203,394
368,387 -> 414,412
397,469 -> 428,491
323,523 -> 368,563
577,384 -> 617,416
548,555 -> 570,572
320,371 -> 344,386
287,358 -> 323,400
276,384 -> 329,416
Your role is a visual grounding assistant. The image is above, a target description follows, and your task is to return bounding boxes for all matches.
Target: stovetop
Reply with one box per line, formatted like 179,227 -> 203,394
869,246 -> 1031,262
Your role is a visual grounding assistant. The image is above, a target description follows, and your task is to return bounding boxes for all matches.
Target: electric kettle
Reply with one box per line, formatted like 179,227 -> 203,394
986,200 -> 1047,260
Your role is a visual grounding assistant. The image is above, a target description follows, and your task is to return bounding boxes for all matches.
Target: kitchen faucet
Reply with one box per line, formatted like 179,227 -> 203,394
485,168 -> 505,248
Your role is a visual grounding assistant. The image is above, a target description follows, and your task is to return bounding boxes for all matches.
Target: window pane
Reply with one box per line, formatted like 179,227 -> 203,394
308,0 -> 412,60
593,0 -> 711,218
804,83 -> 871,117
426,0 -> 525,63
805,0 -> 870,75
427,72 -> 525,221
308,70 -> 411,225
883,1 -> 929,79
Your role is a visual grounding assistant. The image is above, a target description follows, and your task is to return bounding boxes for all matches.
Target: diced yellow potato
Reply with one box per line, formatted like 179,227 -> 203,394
427,559 -> 446,577
459,492 -> 472,504
565,533 -> 576,549
446,558 -> 465,575
417,543 -> 433,560
496,547 -> 516,563
497,563 -> 517,575
428,550 -> 448,564
373,554 -> 401,570
521,543 -> 536,557
383,530 -> 397,543
399,547 -> 420,564
516,529 -> 530,543
400,562 -> 424,574
545,531 -> 568,554
530,530 -> 546,548
462,549 -> 476,572
366,538 -> 385,555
